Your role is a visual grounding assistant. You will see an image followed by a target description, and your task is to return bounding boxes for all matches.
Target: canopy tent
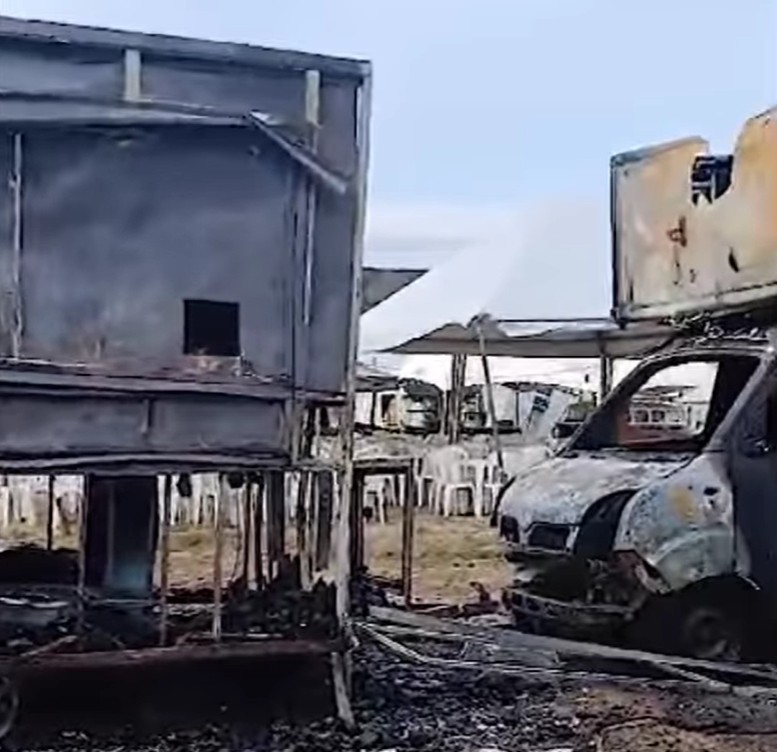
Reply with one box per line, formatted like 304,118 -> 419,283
388,318 -> 675,359
361,267 -> 427,313
359,199 -> 611,355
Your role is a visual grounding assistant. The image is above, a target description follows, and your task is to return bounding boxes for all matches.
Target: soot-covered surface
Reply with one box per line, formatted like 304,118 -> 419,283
9,642 -> 777,752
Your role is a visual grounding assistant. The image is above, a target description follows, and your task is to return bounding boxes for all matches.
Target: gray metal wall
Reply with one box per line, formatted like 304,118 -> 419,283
0,20 -> 363,397
5,127 -> 295,380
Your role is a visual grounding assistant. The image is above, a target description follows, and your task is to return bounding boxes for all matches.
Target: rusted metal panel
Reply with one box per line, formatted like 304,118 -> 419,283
612,106 -> 777,322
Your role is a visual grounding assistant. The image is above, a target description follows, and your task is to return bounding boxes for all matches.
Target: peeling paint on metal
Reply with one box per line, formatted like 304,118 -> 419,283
613,454 -> 735,591
498,452 -> 688,534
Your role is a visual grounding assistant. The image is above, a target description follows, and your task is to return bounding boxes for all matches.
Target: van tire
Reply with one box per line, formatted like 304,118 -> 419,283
628,582 -> 755,662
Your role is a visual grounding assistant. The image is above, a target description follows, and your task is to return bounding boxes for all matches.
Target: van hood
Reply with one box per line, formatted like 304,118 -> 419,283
499,452 -> 690,532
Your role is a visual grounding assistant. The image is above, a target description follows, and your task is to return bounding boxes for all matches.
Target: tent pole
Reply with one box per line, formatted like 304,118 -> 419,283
475,320 -> 505,478
599,347 -> 614,402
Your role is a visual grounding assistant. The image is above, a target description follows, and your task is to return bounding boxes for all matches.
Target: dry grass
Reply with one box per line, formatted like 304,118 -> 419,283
8,510 -> 511,603
365,509 -> 511,603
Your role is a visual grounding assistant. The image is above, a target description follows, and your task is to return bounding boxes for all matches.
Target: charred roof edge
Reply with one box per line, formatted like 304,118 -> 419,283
0,14 -> 371,80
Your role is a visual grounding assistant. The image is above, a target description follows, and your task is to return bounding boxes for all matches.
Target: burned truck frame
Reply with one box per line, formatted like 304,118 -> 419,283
0,14 -> 370,729
500,105 -> 777,663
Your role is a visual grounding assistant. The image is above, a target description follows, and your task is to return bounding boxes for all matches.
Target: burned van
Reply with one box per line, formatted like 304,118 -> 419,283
500,330 -> 777,659
500,105 -> 777,660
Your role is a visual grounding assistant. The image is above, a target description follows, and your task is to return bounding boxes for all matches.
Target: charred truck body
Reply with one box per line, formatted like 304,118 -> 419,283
500,106 -> 777,662
0,14 -> 370,725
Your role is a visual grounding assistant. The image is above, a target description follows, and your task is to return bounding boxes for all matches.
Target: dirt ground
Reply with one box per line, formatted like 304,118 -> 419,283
8,513 -> 777,751
5,507 -> 510,601
365,508 -> 512,603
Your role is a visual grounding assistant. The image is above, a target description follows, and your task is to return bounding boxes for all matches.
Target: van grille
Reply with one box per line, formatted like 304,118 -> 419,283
527,524 -> 571,551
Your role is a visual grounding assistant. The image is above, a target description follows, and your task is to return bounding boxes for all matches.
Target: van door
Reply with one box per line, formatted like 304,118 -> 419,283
730,368 -> 777,599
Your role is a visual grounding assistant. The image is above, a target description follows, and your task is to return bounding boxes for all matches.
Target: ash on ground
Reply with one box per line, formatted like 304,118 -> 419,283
13,642 -> 777,752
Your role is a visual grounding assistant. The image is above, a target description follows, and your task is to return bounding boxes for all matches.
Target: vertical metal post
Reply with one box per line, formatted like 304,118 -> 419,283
475,320 -> 505,478
11,133 -> 23,359
159,474 -> 172,646
400,467 -> 416,607
212,474 -> 226,643
303,69 -> 321,326
123,48 -> 142,102
45,475 -> 55,551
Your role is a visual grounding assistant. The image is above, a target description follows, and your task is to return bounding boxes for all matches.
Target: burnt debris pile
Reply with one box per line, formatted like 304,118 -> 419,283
0,545 -> 339,656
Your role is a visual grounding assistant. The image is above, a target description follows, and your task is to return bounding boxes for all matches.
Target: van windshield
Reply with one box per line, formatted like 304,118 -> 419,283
571,354 -> 759,453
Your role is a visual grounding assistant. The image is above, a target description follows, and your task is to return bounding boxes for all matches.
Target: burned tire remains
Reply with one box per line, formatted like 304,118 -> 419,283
627,579 -> 761,662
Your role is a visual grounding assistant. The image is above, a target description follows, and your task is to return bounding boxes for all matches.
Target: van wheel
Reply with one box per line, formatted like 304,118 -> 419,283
629,588 -> 748,662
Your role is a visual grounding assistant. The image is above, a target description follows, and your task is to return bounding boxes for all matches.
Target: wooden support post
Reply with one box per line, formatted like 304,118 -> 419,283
212,474 -> 227,643
76,478 -> 89,636
242,478 -> 252,586
159,474 -> 172,646
401,467 -> 416,607
329,63 -> 371,732
475,319 -> 505,479
446,353 -> 467,443
296,471 -> 311,588
45,475 -> 55,551
349,470 -> 365,574
315,470 -> 334,571
266,471 -> 285,581
253,474 -> 265,589
599,351 -> 614,402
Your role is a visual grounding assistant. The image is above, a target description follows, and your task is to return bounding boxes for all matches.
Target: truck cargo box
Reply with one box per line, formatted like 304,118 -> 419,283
611,106 -> 777,324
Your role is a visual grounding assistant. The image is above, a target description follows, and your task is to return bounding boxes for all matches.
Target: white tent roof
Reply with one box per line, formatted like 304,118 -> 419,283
359,200 -> 610,354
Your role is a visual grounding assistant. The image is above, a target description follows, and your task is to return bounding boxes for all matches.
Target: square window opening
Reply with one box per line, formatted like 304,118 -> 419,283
183,299 -> 240,357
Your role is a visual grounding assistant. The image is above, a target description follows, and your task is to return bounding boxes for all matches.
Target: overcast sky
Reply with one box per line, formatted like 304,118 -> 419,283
3,0 -> 776,325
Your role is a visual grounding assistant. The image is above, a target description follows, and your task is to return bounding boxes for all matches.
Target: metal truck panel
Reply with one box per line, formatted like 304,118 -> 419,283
0,16 -> 371,468
612,106 -> 777,322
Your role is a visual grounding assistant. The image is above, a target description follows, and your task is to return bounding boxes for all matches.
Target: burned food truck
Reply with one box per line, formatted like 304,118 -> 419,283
0,14 -> 370,731
500,106 -> 777,662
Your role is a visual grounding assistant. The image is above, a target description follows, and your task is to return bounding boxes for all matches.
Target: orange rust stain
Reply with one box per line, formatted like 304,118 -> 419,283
668,486 -> 698,524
